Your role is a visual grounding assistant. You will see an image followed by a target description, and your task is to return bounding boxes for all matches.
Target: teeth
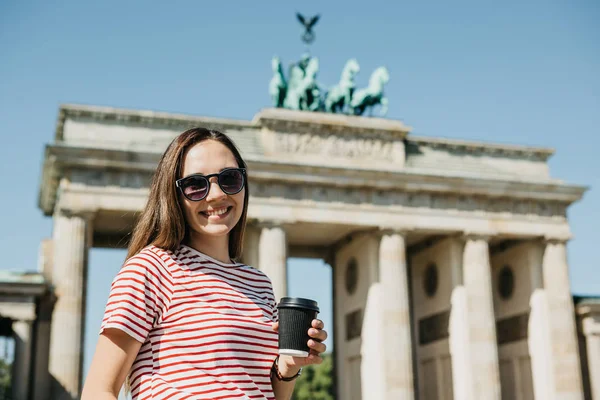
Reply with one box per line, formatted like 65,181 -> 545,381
206,208 -> 228,217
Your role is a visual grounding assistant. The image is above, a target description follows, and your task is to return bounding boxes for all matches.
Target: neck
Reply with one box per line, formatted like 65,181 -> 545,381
186,232 -> 232,264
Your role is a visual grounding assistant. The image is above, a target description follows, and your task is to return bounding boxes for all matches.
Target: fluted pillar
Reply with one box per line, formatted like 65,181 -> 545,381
586,334 -> 600,400
543,238 -> 584,399
32,293 -> 55,400
49,210 -> 92,400
463,235 -> 501,400
259,224 -> 287,302
577,305 -> 600,400
379,231 -> 414,400
12,320 -> 34,400
242,222 -> 260,269
449,240 -> 473,400
527,242 -> 555,400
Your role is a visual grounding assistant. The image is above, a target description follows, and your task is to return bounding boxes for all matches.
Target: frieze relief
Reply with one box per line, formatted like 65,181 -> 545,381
250,181 -> 568,218
262,130 -> 405,163
68,169 -> 568,218
70,169 -> 153,189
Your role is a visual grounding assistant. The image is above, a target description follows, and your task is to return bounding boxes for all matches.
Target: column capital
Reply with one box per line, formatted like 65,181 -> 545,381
462,231 -> 496,242
543,235 -> 571,245
377,226 -> 412,237
55,207 -> 97,221
254,219 -> 287,230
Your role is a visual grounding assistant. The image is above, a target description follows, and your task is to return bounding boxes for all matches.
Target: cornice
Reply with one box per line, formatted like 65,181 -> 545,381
38,144 -> 161,215
253,108 -> 411,140
575,300 -> 600,316
55,104 -> 255,142
244,158 -> 587,204
408,136 -> 554,161
38,144 -> 587,216
55,104 -> 556,162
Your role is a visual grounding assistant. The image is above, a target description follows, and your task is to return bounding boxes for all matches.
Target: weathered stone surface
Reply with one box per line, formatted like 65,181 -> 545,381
30,105 -> 590,399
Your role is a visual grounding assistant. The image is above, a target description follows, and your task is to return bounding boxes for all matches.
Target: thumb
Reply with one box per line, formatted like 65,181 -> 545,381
272,321 -> 279,332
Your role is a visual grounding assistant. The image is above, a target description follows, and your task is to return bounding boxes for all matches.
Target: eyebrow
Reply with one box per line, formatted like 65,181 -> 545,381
183,166 -> 238,178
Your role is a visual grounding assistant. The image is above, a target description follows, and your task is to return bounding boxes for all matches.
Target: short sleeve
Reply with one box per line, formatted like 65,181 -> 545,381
272,298 -> 279,323
100,248 -> 174,343
268,279 -> 278,323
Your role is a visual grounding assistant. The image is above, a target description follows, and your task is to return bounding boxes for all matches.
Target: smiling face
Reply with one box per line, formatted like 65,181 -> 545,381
179,139 -> 246,243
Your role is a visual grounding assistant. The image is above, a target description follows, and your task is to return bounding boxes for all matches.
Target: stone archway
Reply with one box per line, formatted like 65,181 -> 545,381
38,105 -> 588,399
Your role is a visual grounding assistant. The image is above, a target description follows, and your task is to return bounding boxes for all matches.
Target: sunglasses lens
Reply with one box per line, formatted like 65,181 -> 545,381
219,169 -> 244,194
182,177 -> 209,201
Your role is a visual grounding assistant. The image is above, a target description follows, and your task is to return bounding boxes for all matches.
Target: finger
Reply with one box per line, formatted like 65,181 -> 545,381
308,328 -> 328,342
272,322 -> 279,332
311,319 -> 324,329
307,353 -> 323,364
308,339 -> 326,354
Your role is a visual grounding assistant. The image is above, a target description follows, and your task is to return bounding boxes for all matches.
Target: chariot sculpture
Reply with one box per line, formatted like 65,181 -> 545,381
269,13 -> 390,117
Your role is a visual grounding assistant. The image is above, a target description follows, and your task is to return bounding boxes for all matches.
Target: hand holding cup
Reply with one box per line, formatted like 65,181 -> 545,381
271,297 -> 328,377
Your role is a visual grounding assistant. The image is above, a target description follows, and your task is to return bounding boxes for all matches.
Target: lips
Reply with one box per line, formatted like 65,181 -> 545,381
200,206 -> 232,219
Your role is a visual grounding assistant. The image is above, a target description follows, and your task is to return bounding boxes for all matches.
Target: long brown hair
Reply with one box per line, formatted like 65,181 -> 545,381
126,127 -> 249,261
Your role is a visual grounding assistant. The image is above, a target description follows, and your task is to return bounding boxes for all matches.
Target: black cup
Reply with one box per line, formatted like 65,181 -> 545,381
277,297 -> 320,357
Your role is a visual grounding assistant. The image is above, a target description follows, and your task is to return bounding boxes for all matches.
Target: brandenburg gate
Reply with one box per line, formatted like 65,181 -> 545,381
28,103 -> 600,399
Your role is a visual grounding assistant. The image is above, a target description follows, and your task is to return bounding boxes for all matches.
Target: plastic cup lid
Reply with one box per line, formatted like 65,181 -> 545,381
277,297 -> 320,313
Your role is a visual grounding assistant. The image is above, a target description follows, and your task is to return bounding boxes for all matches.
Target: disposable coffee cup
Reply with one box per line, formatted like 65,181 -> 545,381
277,297 -> 320,357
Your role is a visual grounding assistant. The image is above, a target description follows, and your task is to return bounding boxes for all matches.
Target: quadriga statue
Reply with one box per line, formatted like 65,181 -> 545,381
269,54 -> 390,117
324,58 -> 360,114
269,56 -> 287,108
349,66 -> 390,116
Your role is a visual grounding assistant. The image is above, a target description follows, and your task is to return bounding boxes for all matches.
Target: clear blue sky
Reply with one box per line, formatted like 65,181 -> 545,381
1,0 -> 598,387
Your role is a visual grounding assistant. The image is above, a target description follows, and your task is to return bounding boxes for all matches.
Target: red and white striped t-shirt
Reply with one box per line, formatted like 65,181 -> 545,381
100,245 -> 279,399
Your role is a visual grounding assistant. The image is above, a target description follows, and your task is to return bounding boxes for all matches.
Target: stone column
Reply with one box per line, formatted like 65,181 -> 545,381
587,337 -> 600,400
527,242 -> 554,400
49,210 -> 93,400
543,238 -> 584,399
449,237 -> 474,400
12,319 -> 34,400
32,293 -> 56,400
242,222 -> 260,269
379,231 -> 414,400
259,224 -> 287,302
462,235 -> 501,400
579,310 -> 600,400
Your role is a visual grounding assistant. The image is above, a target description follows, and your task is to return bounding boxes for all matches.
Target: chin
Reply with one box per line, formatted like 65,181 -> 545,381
200,225 -> 234,237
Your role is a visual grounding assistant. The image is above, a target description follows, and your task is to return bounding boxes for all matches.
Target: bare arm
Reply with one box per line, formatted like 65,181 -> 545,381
271,358 -> 301,400
81,328 -> 142,400
270,320 -> 328,400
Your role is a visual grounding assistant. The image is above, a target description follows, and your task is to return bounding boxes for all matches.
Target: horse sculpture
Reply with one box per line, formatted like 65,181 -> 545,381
269,56 -> 287,108
284,57 -> 321,111
349,66 -> 390,116
324,59 -> 360,114
269,53 -> 390,117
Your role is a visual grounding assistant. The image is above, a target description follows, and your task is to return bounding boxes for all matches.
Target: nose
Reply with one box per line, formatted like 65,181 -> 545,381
205,177 -> 226,202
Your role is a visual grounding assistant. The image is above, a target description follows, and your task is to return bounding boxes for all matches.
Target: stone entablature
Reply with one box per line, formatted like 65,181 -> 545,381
0,271 -> 53,400
52,104 -> 558,180
40,105 -> 585,224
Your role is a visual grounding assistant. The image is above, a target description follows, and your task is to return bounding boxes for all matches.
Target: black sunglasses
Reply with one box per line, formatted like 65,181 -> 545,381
175,168 -> 247,201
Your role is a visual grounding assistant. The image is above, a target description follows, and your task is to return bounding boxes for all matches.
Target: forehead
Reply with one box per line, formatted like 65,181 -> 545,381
181,140 -> 238,176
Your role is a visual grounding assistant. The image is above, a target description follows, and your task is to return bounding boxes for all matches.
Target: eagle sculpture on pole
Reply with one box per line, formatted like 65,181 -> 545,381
296,13 -> 320,44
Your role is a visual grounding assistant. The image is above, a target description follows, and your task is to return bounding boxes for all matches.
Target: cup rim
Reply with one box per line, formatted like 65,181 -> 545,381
277,297 -> 320,313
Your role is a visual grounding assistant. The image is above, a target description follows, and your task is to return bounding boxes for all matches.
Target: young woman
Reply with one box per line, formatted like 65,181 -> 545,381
82,128 -> 328,400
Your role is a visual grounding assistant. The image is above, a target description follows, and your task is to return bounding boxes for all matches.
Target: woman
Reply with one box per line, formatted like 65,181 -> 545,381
82,128 -> 328,399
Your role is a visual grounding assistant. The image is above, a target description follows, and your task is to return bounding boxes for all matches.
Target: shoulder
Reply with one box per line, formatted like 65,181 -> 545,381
235,264 -> 277,298
242,265 -> 272,284
121,246 -> 176,285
